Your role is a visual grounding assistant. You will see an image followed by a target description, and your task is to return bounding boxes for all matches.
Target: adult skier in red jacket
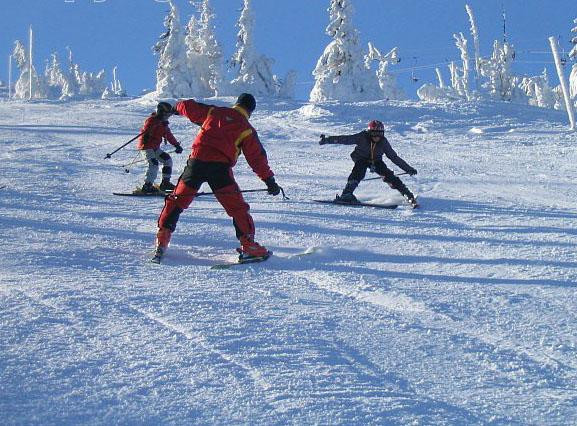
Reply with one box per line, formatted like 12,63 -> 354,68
153,93 -> 281,262
137,102 -> 183,193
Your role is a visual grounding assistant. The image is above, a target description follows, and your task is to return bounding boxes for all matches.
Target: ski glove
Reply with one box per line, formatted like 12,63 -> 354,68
319,134 -> 327,145
264,176 -> 281,196
407,167 -> 417,176
174,144 -> 183,154
171,106 -> 180,116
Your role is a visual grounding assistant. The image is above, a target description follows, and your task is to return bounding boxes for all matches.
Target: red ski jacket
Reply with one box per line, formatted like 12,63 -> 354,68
175,99 -> 273,181
137,113 -> 179,150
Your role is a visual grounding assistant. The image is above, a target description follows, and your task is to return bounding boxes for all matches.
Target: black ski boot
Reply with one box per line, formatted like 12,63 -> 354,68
336,180 -> 360,204
141,182 -> 160,194
335,192 -> 359,204
159,179 -> 175,192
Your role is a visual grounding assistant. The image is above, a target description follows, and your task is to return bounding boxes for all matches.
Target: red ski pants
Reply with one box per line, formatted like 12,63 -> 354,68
157,159 -> 255,240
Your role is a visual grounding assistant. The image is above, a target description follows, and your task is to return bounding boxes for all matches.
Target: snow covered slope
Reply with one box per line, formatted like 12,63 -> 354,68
0,97 -> 576,424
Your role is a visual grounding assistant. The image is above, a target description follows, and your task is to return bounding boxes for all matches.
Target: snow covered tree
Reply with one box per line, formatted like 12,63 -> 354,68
465,4 -> 481,89
44,52 -> 75,99
185,0 -> 223,97
365,43 -> 404,100
310,0 -> 379,103
228,0 -> 291,97
479,40 -> 520,101
154,0 -> 195,98
12,40 -> 45,99
452,32 -> 471,99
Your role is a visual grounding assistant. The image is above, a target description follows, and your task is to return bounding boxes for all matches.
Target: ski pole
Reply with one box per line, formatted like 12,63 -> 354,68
104,131 -> 145,159
122,150 -> 177,173
175,186 -> 289,200
364,172 -> 408,181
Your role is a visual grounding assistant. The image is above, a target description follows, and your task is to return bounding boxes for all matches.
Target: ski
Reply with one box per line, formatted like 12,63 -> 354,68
114,189 -> 171,197
210,251 -> 272,270
210,247 -> 319,270
313,199 -> 399,209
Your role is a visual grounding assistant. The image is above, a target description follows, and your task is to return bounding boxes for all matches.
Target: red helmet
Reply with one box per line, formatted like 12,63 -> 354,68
368,120 -> 384,134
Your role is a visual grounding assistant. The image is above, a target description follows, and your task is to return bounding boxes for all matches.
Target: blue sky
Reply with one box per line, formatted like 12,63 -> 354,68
1,0 -> 575,100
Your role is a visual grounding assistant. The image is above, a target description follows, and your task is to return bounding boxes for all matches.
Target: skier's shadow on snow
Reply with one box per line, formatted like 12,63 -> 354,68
427,197 -> 577,221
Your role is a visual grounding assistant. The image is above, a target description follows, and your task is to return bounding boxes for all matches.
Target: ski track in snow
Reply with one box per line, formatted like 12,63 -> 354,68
1,98 -> 577,424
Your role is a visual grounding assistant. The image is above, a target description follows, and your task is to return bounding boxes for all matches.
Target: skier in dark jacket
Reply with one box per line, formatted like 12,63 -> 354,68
319,120 -> 419,207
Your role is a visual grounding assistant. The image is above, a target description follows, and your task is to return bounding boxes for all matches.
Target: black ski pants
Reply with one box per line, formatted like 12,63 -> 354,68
346,159 -> 412,197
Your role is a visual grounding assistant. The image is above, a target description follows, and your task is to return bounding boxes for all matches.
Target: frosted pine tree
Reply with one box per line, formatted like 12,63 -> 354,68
185,0 -> 223,97
154,0 -> 195,98
12,40 -> 45,99
365,42 -> 404,100
310,0 -> 379,102
229,0 -> 280,96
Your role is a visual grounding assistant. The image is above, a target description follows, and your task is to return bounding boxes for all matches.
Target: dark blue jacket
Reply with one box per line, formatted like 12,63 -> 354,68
324,130 -> 413,172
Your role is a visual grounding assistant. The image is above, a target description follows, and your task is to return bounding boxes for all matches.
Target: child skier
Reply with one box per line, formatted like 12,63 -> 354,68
319,120 -> 419,208
136,102 -> 184,193
152,93 -> 282,263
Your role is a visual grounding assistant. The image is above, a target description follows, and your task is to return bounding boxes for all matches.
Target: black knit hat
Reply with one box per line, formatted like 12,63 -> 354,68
235,93 -> 256,113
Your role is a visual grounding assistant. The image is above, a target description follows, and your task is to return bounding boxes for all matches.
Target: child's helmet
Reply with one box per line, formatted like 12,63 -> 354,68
156,101 -> 173,116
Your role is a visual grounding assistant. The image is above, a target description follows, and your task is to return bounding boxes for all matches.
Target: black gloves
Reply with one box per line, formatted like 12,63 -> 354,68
171,105 -> 180,115
174,144 -> 183,154
264,176 -> 281,196
319,134 -> 327,145
406,167 -> 417,176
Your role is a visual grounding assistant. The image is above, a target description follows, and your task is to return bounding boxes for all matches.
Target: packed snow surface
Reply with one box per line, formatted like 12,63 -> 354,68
0,97 -> 576,424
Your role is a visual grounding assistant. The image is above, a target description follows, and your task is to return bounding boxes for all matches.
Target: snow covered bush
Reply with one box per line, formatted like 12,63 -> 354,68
310,0 -> 379,103
102,66 -> 126,99
519,69 -> 557,109
154,0 -> 195,98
